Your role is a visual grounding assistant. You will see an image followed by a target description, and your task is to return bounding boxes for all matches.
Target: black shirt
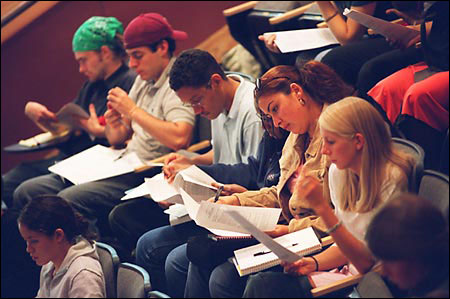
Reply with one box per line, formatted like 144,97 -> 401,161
59,63 -> 137,156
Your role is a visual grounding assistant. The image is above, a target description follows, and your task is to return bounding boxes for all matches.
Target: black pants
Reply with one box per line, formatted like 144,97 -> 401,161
108,197 -> 170,254
321,36 -> 422,92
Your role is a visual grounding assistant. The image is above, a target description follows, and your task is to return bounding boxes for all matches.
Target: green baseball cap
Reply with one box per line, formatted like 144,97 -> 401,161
72,16 -> 123,52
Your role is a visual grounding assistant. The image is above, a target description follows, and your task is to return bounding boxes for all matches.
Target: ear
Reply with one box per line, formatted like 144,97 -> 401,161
157,40 -> 169,55
210,73 -> 222,88
100,45 -> 112,59
354,133 -> 365,151
53,228 -> 66,243
290,83 -> 304,98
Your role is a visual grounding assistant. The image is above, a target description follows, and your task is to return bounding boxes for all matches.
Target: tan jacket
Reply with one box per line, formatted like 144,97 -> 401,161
235,120 -> 331,233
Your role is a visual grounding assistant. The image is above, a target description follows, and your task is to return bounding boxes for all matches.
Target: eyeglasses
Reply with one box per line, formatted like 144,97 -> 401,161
182,97 -> 204,108
254,76 -> 291,97
182,81 -> 211,109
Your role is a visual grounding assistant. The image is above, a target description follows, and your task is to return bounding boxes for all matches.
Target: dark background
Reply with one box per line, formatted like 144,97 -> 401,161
1,1 -> 243,173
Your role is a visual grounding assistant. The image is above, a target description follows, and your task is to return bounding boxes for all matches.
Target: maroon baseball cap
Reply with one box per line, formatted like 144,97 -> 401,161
124,13 -> 188,49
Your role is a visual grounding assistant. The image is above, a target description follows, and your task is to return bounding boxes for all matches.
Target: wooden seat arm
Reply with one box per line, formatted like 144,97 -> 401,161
223,1 -> 258,17
134,140 -> 211,173
269,2 -> 316,25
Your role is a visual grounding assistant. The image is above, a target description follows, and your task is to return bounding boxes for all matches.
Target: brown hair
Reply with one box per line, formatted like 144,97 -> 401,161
254,60 -> 353,107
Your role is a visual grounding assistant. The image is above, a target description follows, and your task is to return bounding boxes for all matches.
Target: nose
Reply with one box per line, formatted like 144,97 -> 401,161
321,144 -> 330,155
128,57 -> 138,69
79,64 -> 85,74
26,243 -> 33,254
272,115 -> 282,128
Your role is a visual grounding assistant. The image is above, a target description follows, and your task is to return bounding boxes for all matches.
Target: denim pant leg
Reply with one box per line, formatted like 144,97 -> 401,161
136,221 -> 207,295
209,260 -> 249,298
185,259 -> 214,298
166,244 -> 191,298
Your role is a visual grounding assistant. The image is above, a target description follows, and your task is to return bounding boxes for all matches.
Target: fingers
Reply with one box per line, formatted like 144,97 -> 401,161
89,103 -> 98,118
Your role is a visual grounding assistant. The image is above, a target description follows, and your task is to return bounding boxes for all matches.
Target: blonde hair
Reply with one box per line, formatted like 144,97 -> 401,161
318,97 -> 412,212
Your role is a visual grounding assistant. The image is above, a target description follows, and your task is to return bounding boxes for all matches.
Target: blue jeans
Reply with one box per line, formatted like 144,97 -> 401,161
185,258 -> 249,298
136,221 -> 207,296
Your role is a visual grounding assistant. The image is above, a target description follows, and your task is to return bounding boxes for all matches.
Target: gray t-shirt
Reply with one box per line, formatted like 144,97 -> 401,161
211,75 -> 263,164
126,58 -> 196,161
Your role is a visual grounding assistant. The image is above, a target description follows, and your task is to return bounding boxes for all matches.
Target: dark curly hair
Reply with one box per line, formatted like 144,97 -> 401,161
169,48 -> 227,91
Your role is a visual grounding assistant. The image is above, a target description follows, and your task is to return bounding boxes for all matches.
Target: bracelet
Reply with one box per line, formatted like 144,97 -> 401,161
325,11 -> 338,23
325,220 -> 342,234
309,256 -> 319,271
128,106 -> 139,119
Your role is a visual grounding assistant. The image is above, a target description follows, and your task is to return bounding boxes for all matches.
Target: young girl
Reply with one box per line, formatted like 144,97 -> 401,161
242,96 -> 413,297
18,195 -> 106,298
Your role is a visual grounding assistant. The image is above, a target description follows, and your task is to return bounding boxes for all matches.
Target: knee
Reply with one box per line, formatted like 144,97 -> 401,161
108,204 -> 122,229
13,181 -> 34,210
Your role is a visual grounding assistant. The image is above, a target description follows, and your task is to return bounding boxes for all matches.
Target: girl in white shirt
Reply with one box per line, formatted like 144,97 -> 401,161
243,96 -> 414,297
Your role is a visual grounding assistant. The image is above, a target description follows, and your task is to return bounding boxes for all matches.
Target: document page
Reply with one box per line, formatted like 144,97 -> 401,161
56,103 -> 89,129
343,8 -> 420,46
264,28 -> 339,53
121,182 -> 149,201
48,145 -> 144,185
145,173 -> 183,204
227,210 -> 302,263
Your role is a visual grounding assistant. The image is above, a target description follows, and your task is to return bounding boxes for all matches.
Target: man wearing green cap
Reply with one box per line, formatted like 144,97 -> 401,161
12,13 -> 196,252
2,16 -> 136,211
1,16 -> 135,297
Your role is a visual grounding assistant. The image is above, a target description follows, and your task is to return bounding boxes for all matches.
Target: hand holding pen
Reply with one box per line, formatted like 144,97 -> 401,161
213,185 -> 224,202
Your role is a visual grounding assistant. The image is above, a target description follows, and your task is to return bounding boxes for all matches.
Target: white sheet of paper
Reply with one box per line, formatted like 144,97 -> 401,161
226,210 -> 301,263
343,8 -> 420,46
48,145 -> 144,185
264,28 -> 339,53
179,188 -> 281,235
121,182 -> 148,200
145,173 -> 183,204
163,203 -> 189,217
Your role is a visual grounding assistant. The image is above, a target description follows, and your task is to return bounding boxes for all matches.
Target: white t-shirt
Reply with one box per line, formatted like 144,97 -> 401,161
210,74 -> 263,164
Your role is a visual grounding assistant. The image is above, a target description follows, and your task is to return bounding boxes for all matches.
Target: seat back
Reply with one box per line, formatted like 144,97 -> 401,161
96,242 -> 120,298
117,262 -> 151,298
392,137 -> 425,193
418,169 -> 449,223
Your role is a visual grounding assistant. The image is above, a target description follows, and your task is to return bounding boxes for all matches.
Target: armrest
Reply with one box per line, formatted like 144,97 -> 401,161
223,1 -> 258,17
311,273 -> 363,297
269,2 -> 316,25
134,140 -> 211,173
310,260 -> 383,297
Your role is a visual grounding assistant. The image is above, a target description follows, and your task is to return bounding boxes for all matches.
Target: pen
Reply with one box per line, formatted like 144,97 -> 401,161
113,149 -> 128,161
253,243 -> 298,257
214,185 -> 224,202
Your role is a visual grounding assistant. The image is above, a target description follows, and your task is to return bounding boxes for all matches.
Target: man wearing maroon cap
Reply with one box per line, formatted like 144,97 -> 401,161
13,13 -> 195,251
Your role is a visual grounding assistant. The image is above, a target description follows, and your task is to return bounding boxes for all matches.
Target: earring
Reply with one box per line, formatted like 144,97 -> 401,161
299,98 -> 305,105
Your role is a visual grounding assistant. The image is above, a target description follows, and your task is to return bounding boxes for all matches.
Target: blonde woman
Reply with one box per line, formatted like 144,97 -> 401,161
243,97 -> 413,298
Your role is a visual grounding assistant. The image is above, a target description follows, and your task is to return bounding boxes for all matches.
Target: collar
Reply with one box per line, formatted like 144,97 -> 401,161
224,74 -> 246,119
104,63 -> 131,90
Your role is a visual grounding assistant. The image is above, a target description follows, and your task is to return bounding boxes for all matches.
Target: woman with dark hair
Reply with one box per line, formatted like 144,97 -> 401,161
18,195 -> 105,298
366,193 -> 449,298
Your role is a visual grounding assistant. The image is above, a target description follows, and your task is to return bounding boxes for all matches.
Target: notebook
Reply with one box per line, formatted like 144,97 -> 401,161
232,227 -> 322,276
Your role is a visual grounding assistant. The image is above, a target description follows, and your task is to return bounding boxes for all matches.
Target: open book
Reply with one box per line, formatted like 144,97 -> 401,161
18,103 -> 89,148
232,227 -> 322,276
226,211 -> 321,276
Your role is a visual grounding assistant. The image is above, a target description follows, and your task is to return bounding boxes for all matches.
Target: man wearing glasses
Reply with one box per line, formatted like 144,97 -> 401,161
163,48 -> 264,180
